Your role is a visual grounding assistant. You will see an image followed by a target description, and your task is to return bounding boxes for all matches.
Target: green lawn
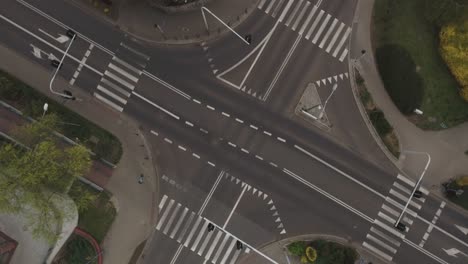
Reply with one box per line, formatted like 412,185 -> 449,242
287,240 -> 357,264
373,0 -> 468,129
0,70 -> 122,163
70,181 -> 116,243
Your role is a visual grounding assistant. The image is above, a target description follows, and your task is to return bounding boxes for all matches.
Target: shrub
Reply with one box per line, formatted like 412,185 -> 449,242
287,241 -> 306,257
369,109 -> 393,136
306,246 -> 317,262
375,44 -> 424,114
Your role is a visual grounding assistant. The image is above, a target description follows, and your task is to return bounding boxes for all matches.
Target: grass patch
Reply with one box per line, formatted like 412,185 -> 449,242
356,71 -> 400,158
373,0 -> 468,129
287,240 -> 358,264
70,181 -> 116,243
0,70 -> 122,163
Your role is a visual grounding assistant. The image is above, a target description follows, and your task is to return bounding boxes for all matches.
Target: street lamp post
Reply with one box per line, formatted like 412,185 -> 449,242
318,83 -> 338,119
42,103 -> 48,117
49,34 -> 76,99
394,151 -> 431,227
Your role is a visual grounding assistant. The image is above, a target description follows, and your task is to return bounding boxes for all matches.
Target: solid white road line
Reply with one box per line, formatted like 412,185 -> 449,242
263,34 -> 301,101
199,171 -> 225,214
332,27 -> 351,57
104,70 -> 135,90
319,18 -> 338,48
109,63 -> 139,82
294,145 -> 385,198
305,10 -> 324,40
0,14 -> 104,77
363,242 -> 393,261
16,0 -> 114,55
143,70 -> 191,100
132,92 -> 180,120
298,5 -> 318,35
312,13 -> 331,44
94,93 -> 123,112
223,183 -> 248,228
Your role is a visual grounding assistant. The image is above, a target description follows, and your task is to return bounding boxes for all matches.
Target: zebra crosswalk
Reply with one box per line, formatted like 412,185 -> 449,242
258,0 -> 352,61
94,56 -> 143,112
362,174 -> 429,262
156,195 -> 250,264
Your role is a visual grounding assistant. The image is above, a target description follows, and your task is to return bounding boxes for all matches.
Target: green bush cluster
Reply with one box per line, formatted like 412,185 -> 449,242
0,70 -> 122,163
287,240 -> 357,264
369,109 -> 393,136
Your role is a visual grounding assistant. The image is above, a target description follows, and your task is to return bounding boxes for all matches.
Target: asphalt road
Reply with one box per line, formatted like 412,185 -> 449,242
0,0 -> 468,264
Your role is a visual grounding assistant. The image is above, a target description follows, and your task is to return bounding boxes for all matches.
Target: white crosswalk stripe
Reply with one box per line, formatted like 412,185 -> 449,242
93,56 -> 144,112
156,195 -> 249,264
258,0 -> 352,61
361,174 -> 428,262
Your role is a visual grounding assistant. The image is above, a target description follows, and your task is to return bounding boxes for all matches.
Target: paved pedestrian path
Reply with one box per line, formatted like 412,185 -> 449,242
349,0 -> 468,188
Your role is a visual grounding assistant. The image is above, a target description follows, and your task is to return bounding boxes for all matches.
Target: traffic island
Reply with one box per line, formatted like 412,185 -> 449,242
296,83 -> 332,131
286,239 -> 358,264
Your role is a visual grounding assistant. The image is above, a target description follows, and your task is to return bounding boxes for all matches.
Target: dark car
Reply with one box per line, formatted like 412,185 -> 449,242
395,222 -> 406,232
66,29 -> 76,38
413,190 -> 423,198
51,59 -> 61,69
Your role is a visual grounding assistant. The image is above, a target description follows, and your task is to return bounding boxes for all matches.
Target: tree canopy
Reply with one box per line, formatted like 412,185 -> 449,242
0,114 -> 92,243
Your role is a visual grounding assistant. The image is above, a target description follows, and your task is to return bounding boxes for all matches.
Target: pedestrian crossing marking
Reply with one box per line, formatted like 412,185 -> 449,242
311,13 -> 331,44
155,195 -> 250,264
94,54 -> 145,112
361,175 -> 427,261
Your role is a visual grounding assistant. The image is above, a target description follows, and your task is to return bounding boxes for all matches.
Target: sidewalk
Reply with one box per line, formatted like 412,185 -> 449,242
349,0 -> 468,188
71,0 -> 259,44
0,44 -> 159,264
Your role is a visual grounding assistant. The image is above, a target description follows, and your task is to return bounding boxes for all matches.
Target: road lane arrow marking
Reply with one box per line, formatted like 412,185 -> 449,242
30,44 -> 42,59
38,28 -> 70,43
455,224 -> 468,235
444,248 -> 468,258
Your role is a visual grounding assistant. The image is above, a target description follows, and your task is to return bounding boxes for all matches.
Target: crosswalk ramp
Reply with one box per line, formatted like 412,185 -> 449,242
93,56 -> 143,112
258,0 -> 352,61
362,174 -> 429,262
156,195 -> 250,264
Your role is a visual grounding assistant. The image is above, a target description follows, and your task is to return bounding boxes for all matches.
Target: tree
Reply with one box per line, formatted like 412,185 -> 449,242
0,114 -> 92,243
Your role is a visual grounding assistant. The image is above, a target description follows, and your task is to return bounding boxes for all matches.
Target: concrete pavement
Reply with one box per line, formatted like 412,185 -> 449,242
0,43 -> 159,264
349,0 -> 468,189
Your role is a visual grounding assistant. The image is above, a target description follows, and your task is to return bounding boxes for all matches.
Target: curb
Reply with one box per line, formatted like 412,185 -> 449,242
347,0 -> 403,171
